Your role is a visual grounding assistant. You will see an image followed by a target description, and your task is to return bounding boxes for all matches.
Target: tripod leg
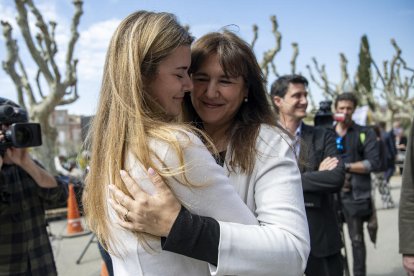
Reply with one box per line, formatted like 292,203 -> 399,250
76,233 -> 97,264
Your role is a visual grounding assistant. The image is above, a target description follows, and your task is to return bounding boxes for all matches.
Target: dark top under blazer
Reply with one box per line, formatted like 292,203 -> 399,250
299,123 -> 345,258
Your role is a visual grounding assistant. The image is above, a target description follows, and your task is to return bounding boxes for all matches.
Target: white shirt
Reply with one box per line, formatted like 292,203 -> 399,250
107,130 -> 258,276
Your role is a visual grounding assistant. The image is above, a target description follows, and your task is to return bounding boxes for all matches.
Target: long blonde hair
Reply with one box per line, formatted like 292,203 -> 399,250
83,11 -> 201,252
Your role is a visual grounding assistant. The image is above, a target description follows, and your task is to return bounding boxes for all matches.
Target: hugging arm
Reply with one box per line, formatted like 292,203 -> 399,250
108,131 -> 258,268
111,128 -> 310,275
109,168 -> 221,265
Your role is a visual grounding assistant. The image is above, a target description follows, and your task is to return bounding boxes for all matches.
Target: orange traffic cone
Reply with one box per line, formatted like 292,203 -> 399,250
100,261 -> 109,276
62,183 -> 90,238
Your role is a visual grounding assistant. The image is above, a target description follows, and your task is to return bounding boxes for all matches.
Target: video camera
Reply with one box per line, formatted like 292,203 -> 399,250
314,100 -> 345,128
0,103 -> 42,156
314,100 -> 334,128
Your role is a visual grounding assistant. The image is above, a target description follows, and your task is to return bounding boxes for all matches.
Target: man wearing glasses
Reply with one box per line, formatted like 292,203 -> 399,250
271,75 -> 345,276
334,92 -> 380,276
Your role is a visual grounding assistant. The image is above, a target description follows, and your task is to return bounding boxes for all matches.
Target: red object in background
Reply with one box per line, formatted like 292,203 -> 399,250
66,184 -> 84,234
333,113 -> 345,122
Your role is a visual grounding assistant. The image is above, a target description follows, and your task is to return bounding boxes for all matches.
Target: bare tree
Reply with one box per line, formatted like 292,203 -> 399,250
306,53 -> 353,101
1,0 -> 83,172
253,15 -> 282,80
306,36 -> 414,124
370,39 -> 414,122
250,16 -> 316,110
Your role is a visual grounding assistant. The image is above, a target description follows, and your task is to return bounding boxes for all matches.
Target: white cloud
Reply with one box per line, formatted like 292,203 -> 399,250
76,19 -> 120,80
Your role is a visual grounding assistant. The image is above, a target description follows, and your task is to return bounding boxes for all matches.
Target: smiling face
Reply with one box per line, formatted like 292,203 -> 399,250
148,45 -> 193,117
273,82 -> 308,122
191,53 -> 247,132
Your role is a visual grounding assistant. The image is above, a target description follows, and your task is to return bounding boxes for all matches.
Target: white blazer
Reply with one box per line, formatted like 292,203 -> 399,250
107,130 -> 258,276
209,124 -> 310,276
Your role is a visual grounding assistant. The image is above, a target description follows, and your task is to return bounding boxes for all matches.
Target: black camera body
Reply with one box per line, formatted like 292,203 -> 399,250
314,100 -> 334,128
0,104 -> 42,154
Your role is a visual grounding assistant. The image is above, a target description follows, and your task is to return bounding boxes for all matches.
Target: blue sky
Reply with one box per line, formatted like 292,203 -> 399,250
0,0 -> 413,116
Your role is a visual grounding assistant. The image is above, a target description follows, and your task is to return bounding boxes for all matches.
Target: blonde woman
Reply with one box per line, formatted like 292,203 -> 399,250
83,11 -> 258,275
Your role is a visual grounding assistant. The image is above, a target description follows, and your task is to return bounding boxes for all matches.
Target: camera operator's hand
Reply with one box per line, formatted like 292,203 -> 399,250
4,147 -> 31,167
4,147 -> 58,188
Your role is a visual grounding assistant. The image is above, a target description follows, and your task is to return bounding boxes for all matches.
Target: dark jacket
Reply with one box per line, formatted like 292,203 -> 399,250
299,124 -> 345,258
339,122 -> 380,200
0,163 -> 64,275
384,130 -> 397,167
399,119 -> 414,255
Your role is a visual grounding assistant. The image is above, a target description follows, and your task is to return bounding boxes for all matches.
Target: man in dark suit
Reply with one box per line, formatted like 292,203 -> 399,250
271,75 -> 345,276
399,119 -> 414,275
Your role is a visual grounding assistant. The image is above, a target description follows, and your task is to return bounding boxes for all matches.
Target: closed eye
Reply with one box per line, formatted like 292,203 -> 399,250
220,79 -> 233,85
193,76 -> 209,82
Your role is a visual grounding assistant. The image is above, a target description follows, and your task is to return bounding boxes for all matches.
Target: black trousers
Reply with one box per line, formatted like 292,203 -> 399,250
98,242 -> 114,276
344,213 -> 367,276
305,252 -> 343,276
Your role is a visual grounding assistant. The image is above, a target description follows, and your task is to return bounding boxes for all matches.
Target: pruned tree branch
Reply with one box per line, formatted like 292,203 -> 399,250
291,42 -> 298,74
307,57 -> 337,99
25,0 -> 60,81
251,24 -> 258,49
338,53 -> 351,92
14,0 -> 54,82
259,15 -> 281,79
64,0 -> 83,90
1,20 -> 31,109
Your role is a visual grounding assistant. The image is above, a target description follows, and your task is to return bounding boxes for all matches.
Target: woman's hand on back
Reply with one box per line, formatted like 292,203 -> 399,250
109,168 -> 181,237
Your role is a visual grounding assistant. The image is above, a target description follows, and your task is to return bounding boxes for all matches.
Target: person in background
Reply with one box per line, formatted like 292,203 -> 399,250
0,97 -> 65,275
379,122 -> 397,183
399,119 -> 414,276
394,120 -> 408,174
271,74 -> 345,276
374,122 -> 395,209
334,92 -> 380,276
109,30 -> 310,275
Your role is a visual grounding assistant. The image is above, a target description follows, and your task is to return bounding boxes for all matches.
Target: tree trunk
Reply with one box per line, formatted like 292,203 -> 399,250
31,111 -> 57,173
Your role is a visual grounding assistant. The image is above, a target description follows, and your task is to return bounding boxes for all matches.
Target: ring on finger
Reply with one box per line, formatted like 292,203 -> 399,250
123,209 -> 129,221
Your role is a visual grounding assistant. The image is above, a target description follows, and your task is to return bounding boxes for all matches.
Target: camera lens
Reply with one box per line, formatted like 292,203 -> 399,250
14,126 -> 32,146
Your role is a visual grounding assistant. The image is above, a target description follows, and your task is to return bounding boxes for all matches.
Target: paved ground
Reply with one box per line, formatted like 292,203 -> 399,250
49,175 -> 406,276
49,218 -> 101,276
343,174 -> 406,276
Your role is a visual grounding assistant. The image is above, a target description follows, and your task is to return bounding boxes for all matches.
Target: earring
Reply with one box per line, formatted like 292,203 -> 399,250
244,97 -> 248,103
